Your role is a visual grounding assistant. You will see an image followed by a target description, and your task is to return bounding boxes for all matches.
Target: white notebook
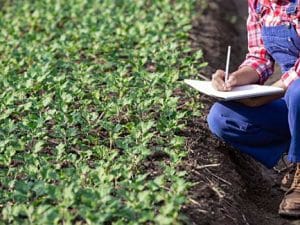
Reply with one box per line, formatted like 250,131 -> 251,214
184,79 -> 284,101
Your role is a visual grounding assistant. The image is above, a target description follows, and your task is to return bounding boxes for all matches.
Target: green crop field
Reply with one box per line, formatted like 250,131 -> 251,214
0,0 -> 206,224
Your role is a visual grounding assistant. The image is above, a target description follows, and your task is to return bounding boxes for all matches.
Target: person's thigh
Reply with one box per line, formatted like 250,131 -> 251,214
207,98 -> 290,146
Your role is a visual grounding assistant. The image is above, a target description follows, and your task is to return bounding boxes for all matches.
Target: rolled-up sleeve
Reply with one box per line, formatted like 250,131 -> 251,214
239,1 -> 275,84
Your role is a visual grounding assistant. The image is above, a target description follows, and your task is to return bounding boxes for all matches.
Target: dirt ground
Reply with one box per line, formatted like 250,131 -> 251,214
181,1 -> 300,224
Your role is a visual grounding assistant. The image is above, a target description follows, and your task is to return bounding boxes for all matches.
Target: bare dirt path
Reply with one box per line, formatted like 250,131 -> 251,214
182,1 -> 299,224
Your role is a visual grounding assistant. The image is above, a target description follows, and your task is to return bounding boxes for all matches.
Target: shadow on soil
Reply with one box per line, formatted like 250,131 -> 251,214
181,1 -> 299,224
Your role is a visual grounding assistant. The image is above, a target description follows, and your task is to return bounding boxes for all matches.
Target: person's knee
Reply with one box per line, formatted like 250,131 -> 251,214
285,79 -> 300,106
207,102 -> 227,138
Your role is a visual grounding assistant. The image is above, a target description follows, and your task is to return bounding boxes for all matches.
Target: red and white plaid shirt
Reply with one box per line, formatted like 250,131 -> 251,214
240,0 -> 300,87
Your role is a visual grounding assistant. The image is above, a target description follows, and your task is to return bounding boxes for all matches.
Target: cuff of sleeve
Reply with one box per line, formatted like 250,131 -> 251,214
239,61 -> 266,85
281,70 -> 300,88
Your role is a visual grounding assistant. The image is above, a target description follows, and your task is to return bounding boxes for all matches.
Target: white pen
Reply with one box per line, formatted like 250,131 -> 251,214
225,45 -> 231,83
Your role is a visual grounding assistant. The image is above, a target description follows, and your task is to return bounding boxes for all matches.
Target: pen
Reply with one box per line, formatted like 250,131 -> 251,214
225,45 -> 231,83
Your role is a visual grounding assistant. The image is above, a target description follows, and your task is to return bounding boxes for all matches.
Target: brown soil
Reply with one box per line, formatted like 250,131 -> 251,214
181,1 -> 299,225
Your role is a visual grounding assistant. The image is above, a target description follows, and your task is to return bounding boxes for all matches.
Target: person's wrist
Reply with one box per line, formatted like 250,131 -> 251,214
238,66 -> 261,84
228,71 -> 240,86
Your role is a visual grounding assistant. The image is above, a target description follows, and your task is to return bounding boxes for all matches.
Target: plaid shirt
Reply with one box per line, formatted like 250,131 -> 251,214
240,0 -> 300,87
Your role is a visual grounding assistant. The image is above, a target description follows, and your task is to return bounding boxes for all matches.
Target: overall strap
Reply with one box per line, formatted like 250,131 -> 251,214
287,0 -> 298,15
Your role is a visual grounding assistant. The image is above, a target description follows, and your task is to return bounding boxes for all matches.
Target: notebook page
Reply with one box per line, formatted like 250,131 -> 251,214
184,80 -> 284,101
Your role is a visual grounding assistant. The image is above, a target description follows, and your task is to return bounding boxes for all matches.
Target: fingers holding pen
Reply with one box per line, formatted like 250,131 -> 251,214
224,74 -> 238,91
212,70 -> 228,91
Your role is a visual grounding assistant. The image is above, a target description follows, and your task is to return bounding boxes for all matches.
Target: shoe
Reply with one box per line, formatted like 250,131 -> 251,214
280,164 -> 296,192
279,164 -> 300,217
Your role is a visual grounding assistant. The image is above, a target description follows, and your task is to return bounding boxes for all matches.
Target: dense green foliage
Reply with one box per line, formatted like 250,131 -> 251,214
0,0 -> 205,224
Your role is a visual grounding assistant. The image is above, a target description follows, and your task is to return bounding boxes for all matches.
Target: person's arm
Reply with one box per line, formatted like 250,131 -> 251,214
211,66 -> 259,91
212,0 -> 275,91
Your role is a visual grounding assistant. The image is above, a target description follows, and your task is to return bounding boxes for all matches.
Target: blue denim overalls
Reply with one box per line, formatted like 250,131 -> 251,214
207,0 -> 300,168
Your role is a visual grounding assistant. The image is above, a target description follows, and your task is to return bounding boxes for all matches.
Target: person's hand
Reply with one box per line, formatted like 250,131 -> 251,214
224,73 -> 238,90
212,66 -> 260,92
272,79 -> 287,90
211,70 -> 225,91
211,70 -> 237,91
